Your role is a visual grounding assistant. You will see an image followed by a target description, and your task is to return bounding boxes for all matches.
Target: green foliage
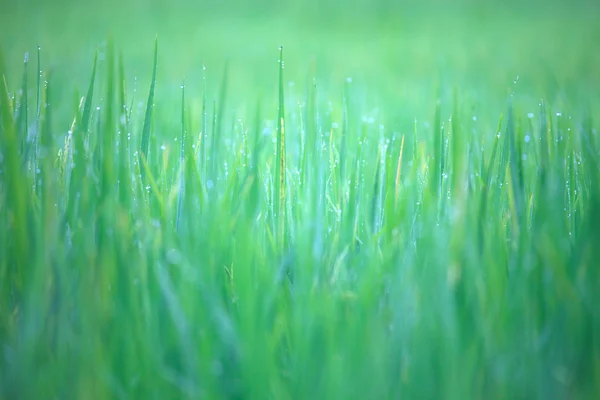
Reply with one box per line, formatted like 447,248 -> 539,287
1,5 -> 600,399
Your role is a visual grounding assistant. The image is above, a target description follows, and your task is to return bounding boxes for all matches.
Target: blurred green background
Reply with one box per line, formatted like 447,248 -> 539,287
1,0 -> 599,125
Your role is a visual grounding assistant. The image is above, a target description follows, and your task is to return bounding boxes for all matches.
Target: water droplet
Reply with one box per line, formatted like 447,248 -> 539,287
524,135 -> 531,143
206,180 -> 214,189
527,113 -> 534,119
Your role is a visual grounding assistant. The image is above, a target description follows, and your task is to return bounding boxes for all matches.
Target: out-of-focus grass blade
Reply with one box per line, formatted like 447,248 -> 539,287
140,37 -> 158,184
477,114 -> 503,254
117,51 -> 131,207
97,39 -> 117,259
176,82 -> 185,233
451,90 -> 465,204
16,53 -> 28,165
395,135 -> 405,205
370,145 -> 382,235
339,77 -> 350,190
32,46 -> 42,194
200,64 -> 208,181
301,69 -> 317,190
274,46 -> 286,248
1,64 -> 31,300
118,51 -> 129,127
139,152 -> 166,223
579,105 -> 598,190
495,105 -> 511,210
506,102 -> 524,233
38,71 -> 54,276
68,50 -> 97,224
79,51 -> 97,146
247,99 -> 262,218
429,99 -> 442,198
210,61 -> 228,183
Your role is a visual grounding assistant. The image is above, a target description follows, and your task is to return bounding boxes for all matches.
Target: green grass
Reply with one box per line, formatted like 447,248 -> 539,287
1,2 -> 600,399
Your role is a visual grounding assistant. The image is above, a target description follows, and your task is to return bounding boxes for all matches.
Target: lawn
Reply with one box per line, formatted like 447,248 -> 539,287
1,1 -> 599,399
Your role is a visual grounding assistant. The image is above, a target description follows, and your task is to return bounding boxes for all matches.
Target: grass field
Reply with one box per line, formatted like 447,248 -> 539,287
1,1 -> 600,399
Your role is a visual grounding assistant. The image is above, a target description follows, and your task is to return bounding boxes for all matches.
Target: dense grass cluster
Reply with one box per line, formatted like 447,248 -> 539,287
1,33 -> 599,399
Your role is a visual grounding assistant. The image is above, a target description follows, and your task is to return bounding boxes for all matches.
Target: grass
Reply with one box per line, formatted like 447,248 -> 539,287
1,2 -> 600,399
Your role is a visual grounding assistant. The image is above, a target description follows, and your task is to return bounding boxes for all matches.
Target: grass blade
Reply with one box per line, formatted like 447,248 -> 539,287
274,46 -> 286,248
477,114 -> 503,254
16,53 -> 28,165
176,82 -> 185,232
1,68 -> 30,299
209,61 -> 229,184
429,99 -> 442,198
68,50 -> 97,223
117,50 -> 131,207
140,37 -> 158,184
